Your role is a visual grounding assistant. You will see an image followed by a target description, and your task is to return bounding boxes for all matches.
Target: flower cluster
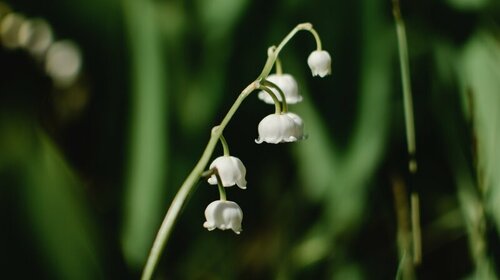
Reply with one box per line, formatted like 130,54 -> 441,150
202,29 -> 331,234
255,48 -> 330,144
204,155 -> 246,234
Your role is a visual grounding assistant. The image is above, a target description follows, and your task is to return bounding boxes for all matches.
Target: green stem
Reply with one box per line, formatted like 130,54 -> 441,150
258,85 -> 281,114
215,171 -> 227,201
410,193 -> 422,265
258,22 -> 323,80
393,1 -> 417,174
267,46 -> 283,75
309,28 -> 322,51
393,0 -> 421,270
275,57 -> 283,75
262,79 -> 288,113
140,82 -> 258,280
219,134 -> 230,156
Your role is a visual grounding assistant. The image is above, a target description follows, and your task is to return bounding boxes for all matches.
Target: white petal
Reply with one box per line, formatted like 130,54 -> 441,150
258,74 -> 303,104
307,50 -> 331,77
207,156 -> 247,188
203,200 -> 243,234
256,113 -> 305,144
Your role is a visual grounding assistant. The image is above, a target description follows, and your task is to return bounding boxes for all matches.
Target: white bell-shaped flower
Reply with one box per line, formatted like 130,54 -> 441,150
203,200 -> 243,234
258,74 -> 303,104
307,50 -> 331,77
207,156 -> 247,189
255,112 -> 305,144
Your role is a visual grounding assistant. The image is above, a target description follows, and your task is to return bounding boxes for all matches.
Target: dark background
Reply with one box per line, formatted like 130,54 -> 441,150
1,0 -> 499,279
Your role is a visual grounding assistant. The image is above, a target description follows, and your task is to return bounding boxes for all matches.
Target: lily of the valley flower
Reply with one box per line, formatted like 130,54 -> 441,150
207,156 -> 247,189
203,200 -> 243,234
255,112 -> 305,144
307,50 -> 331,77
258,74 -> 303,104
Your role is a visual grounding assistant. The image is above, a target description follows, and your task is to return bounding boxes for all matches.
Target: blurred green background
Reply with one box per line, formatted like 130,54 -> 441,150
1,0 -> 499,279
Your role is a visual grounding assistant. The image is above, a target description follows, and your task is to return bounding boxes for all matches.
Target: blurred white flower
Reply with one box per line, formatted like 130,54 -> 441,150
258,74 -> 302,104
18,18 -> 53,58
0,13 -> 25,49
307,50 -> 331,77
255,112 -> 305,144
207,156 -> 247,189
203,200 -> 243,234
45,40 -> 82,88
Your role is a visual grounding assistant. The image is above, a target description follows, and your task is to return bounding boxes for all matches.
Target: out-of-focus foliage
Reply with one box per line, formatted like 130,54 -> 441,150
0,0 -> 499,279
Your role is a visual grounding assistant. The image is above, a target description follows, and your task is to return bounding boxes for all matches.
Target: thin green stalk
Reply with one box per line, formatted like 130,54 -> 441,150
410,193 -> 422,265
258,85 -> 282,114
261,79 -> 288,113
392,175 -> 415,280
395,251 -> 407,280
275,57 -> 283,75
215,171 -> 227,201
392,0 -> 421,268
258,22 -> 322,79
392,0 -> 417,174
219,134 -> 230,156
268,46 -> 284,75
308,28 -> 322,51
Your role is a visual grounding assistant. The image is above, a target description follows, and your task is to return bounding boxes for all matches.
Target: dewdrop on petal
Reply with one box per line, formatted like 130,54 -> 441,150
307,50 -> 331,77
207,156 -> 247,189
258,74 -> 303,104
203,200 -> 243,234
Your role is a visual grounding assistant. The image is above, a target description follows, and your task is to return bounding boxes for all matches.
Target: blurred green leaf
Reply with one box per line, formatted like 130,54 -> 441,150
445,0 -> 490,11
288,0 -> 394,273
176,0 -> 249,135
121,0 -> 168,269
24,128 -> 102,280
196,0 -> 249,42
460,31 -> 500,236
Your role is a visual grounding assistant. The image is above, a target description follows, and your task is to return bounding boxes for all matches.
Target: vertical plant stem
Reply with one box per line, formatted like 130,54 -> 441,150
392,175 -> 415,280
219,134 -> 230,156
392,0 -> 417,174
215,171 -> 227,201
262,80 -> 288,113
275,56 -> 283,75
267,46 -> 284,75
410,193 -> 422,265
392,0 -> 421,266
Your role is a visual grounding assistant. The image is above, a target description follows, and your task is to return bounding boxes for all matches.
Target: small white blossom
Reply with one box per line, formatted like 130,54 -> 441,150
307,50 -> 331,77
258,74 -> 303,104
255,112 -> 305,144
207,156 -> 247,189
203,200 -> 243,234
